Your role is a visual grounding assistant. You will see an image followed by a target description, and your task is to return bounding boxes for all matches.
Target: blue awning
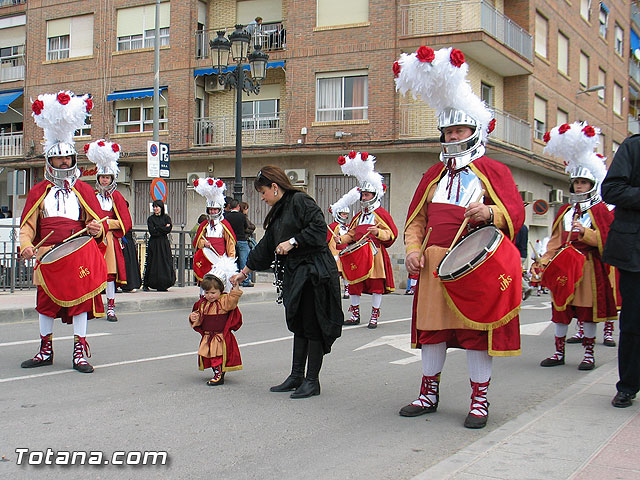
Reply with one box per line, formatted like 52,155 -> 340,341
0,89 -> 23,113
632,29 -> 640,52
107,87 -> 167,101
194,60 -> 285,77
600,2 -> 609,14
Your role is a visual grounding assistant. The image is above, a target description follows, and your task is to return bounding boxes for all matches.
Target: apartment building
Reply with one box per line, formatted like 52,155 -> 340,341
0,0 -> 633,283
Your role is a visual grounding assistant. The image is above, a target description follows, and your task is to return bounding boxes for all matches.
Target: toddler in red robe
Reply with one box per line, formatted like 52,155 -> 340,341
189,273 -> 243,385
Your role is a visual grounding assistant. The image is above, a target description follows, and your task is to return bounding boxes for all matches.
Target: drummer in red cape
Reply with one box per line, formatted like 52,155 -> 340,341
538,122 -> 618,371
334,152 -> 398,329
85,139 -> 132,322
191,177 -> 237,295
395,46 -> 525,428
20,91 -> 107,374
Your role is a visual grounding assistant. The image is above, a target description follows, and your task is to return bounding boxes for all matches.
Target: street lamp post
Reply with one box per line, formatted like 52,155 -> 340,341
210,25 -> 269,201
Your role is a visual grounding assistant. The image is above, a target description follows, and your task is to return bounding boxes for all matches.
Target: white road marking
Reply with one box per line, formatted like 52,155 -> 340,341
520,321 -> 551,336
521,301 -> 552,310
0,333 -> 112,347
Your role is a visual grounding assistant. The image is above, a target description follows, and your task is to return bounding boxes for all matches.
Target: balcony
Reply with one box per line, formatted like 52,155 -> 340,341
194,114 -> 285,147
631,61 -> 640,87
633,3 -> 640,30
0,0 -> 25,6
195,23 -> 286,60
0,131 -> 23,157
0,54 -> 25,82
399,104 -> 531,151
399,0 -> 532,75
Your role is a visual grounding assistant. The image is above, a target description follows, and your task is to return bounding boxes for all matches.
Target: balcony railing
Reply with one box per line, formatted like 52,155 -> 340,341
0,53 -> 25,82
399,104 -> 531,150
400,0 -> 532,61
194,114 -> 285,147
0,0 -> 25,7
629,116 -> 640,135
0,131 -> 22,157
631,61 -> 640,86
195,23 -> 286,59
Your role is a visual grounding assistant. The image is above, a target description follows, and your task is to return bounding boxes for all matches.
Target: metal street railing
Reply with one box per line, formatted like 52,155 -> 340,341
0,131 -> 23,157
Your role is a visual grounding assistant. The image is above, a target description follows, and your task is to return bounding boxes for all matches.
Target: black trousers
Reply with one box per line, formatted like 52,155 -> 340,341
616,269 -> 640,395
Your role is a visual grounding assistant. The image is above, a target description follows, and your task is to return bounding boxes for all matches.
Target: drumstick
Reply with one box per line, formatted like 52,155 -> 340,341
447,189 -> 486,252
33,231 -> 54,251
62,216 -> 109,243
418,227 -> 433,259
565,210 -> 580,246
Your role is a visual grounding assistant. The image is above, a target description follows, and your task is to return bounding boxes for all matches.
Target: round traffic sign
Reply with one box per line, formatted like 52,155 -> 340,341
150,178 -> 167,202
533,199 -> 549,215
149,143 -> 158,156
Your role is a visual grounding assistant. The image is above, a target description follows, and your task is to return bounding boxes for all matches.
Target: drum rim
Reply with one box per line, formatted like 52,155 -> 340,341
438,225 -> 502,281
39,235 -> 93,264
202,246 -> 220,262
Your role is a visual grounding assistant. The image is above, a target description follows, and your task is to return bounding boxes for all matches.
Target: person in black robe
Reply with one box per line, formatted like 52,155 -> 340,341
121,228 -> 142,292
143,199 -> 176,291
231,166 -> 343,399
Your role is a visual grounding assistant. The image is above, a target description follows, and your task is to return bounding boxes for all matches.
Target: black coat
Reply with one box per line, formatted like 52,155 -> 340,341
144,213 -> 176,290
602,134 -> 640,272
246,191 -> 343,352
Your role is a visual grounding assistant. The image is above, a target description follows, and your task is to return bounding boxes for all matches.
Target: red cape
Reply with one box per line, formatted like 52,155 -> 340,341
95,190 -> 132,239
192,219 -> 237,249
405,156 -> 525,241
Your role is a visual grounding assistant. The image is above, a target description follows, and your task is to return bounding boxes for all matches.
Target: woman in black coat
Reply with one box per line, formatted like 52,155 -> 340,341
143,199 -> 176,291
231,166 -> 343,398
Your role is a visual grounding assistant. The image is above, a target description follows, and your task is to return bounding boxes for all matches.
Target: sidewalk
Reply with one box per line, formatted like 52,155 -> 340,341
0,282 -> 278,323
413,360 -> 640,480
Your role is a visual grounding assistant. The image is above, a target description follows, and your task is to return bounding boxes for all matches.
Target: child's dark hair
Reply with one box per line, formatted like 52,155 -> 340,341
201,274 -> 224,293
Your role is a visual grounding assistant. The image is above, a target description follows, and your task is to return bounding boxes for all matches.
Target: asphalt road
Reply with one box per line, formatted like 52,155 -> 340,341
0,292 -> 618,480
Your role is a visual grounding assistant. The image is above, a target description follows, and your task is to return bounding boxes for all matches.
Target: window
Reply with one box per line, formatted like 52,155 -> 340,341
534,96 -> 547,141
75,108 -> 91,137
614,24 -> 624,56
599,4 -> 608,38
613,82 -> 622,115
557,32 -> 569,75
116,3 -> 170,52
579,52 -> 589,87
46,15 -> 93,61
317,0 -> 368,28
481,82 -> 494,106
242,99 -> 280,130
580,0 -> 591,22
612,141 -> 620,154
557,108 -> 569,126
115,99 -> 168,133
535,12 -> 548,58
596,133 -> 604,155
598,68 -> 606,101
316,72 -> 368,122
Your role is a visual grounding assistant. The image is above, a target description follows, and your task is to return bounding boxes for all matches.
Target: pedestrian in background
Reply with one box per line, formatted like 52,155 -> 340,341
240,201 -> 257,284
143,199 -> 176,291
225,198 -> 254,287
121,201 -> 142,292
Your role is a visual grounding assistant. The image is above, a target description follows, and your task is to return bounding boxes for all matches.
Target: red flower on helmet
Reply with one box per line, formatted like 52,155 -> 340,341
207,178 -> 214,186
361,152 -> 369,161
57,92 -> 70,105
582,125 -> 596,137
348,151 -> 357,159
487,118 -> 496,134
558,123 -> 571,134
328,206 -> 333,213
337,156 -> 346,165
112,143 -> 120,153
543,131 -> 551,143
216,179 -> 224,188
32,99 -> 44,115
83,143 -> 90,153
85,98 -> 93,112
416,46 -> 435,63
97,140 -> 105,147
393,61 -> 401,78
450,49 -> 465,67
382,183 -> 387,192
596,153 -> 605,159
193,179 -> 199,187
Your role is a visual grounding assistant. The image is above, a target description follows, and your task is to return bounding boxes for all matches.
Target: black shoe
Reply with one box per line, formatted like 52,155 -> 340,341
578,360 -> 595,370
343,319 -> 360,326
603,338 -> 616,347
290,378 -> 320,398
107,314 -> 118,322
21,356 -> 53,369
540,357 -> 565,367
270,375 -> 303,392
399,403 -> 437,417
367,321 -> 377,329
566,336 -> 583,344
612,391 -> 635,408
464,413 -> 488,429
207,373 -> 225,386
143,286 -> 150,292
73,362 -> 94,373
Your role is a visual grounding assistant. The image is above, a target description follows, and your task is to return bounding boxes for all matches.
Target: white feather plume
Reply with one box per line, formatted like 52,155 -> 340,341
85,139 -> 120,176
31,91 -> 92,152
337,151 -> 384,197
330,187 -> 360,213
194,177 -> 226,205
206,255 -> 239,293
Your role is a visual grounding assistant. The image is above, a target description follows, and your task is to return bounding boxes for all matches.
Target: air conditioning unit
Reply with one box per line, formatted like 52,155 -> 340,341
116,166 -> 131,184
549,189 -> 564,204
285,168 -> 307,186
187,172 -> 207,186
204,76 -> 226,93
519,190 -> 533,204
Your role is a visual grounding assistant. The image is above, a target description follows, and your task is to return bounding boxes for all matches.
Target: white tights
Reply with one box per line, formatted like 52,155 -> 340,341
38,312 -> 88,337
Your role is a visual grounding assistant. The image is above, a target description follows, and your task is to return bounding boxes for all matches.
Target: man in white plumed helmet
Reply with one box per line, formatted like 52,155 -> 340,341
538,123 -> 618,371
86,139 -> 132,322
328,187 -> 359,299
19,92 -> 107,374
396,46 -> 525,428
335,151 -> 398,329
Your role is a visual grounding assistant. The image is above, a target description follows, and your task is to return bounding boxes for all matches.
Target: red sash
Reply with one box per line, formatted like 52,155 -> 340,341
426,203 -> 466,247
39,218 -> 85,246
206,237 -> 227,256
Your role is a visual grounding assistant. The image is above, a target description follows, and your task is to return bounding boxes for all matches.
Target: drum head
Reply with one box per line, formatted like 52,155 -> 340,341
439,226 -> 501,279
40,236 -> 92,264
203,247 -> 219,263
